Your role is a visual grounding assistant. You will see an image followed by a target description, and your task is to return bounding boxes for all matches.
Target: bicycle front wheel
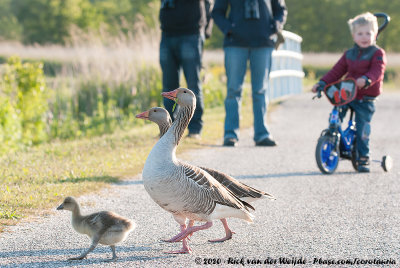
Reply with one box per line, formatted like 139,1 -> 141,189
316,134 -> 339,174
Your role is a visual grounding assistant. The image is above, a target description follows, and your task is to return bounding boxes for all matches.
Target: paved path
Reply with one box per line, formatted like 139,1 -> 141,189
1,92 -> 399,267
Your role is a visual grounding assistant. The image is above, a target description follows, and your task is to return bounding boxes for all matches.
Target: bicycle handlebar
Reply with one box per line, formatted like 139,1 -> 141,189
374,13 -> 390,39
312,86 -> 323,100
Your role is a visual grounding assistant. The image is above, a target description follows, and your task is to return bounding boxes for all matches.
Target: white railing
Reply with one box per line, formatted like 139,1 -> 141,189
269,30 -> 304,100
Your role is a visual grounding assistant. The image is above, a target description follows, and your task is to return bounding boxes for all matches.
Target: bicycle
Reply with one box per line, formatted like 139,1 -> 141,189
313,13 -> 393,174
313,78 -> 393,174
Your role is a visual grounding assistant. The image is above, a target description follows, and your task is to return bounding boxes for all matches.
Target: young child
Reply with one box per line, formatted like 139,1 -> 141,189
312,12 -> 387,172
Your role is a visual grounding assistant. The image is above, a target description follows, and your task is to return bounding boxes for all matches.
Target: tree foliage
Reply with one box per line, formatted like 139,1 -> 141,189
209,0 -> 400,52
283,0 -> 400,52
0,0 -> 399,51
8,0 -> 159,44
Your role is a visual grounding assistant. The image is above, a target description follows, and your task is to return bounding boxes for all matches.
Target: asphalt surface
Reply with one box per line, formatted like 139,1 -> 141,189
1,91 -> 399,268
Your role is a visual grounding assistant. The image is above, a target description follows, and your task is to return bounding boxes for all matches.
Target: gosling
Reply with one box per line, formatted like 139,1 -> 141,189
57,196 -> 136,261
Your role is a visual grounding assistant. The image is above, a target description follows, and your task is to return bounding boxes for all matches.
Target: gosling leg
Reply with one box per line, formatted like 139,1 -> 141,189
68,243 -> 97,260
109,245 -> 117,261
68,236 -> 100,261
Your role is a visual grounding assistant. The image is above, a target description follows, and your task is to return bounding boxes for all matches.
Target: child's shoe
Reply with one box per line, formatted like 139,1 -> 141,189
357,156 -> 370,173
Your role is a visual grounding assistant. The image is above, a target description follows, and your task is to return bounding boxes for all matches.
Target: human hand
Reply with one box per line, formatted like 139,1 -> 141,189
356,77 -> 366,89
312,83 -> 321,93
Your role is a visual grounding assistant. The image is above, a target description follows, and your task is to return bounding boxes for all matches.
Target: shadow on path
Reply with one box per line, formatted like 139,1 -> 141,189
0,246 -> 175,267
236,171 -> 355,180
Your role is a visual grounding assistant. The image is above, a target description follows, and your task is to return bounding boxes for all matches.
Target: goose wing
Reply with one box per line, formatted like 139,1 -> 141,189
179,162 -> 254,215
199,166 -> 275,200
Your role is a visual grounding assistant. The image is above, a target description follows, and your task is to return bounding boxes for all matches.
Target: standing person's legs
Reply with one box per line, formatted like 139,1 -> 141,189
249,46 -> 276,145
180,34 -> 204,135
160,34 -> 180,119
223,47 -> 248,143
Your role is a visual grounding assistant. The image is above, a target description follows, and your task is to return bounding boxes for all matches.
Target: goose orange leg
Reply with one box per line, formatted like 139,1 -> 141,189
163,223 -> 187,243
208,218 -> 235,243
168,221 -> 213,242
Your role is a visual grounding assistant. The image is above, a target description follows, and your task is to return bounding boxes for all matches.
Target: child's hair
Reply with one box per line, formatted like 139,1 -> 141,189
347,12 -> 378,35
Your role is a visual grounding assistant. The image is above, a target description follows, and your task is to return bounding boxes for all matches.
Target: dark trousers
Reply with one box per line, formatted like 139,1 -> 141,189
160,33 -> 204,134
340,98 -> 376,158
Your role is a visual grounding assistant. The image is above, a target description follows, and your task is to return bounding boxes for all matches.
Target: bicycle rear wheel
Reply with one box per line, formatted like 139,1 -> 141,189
351,139 -> 359,171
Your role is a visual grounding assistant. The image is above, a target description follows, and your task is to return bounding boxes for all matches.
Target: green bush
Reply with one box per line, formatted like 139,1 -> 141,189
48,64 -> 163,140
0,56 -> 49,154
0,57 -> 228,154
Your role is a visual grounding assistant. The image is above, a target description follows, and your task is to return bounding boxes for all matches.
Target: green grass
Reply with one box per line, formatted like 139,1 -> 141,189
0,99 -> 255,232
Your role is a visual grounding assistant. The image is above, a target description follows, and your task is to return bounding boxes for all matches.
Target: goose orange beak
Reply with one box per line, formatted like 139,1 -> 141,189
162,89 -> 178,101
136,110 -> 149,119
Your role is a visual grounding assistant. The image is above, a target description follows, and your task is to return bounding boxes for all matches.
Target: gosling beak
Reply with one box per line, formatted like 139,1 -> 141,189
161,89 -> 178,101
135,110 -> 149,119
56,204 -> 64,210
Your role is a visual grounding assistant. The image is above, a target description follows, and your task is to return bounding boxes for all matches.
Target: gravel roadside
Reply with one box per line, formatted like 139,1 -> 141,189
1,91 -> 399,268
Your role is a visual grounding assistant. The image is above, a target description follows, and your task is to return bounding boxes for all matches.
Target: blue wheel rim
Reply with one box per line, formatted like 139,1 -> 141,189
320,139 -> 338,172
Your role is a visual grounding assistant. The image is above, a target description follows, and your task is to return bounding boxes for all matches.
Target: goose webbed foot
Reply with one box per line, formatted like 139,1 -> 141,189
209,218 -> 235,243
163,222 -> 188,242
68,241 -> 97,261
105,257 -> 118,262
164,238 -> 192,254
107,245 -> 118,261
208,230 -> 235,243
68,255 -> 86,261
170,221 -> 213,242
163,230 -> 193,242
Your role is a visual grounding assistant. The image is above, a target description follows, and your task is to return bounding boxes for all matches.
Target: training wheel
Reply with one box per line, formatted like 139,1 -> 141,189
381,155 -> 393,172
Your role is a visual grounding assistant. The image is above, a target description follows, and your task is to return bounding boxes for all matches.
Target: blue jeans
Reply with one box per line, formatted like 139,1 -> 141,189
224,46 -> 274,142
340,98 -> 376,158
160,33 -> 204,134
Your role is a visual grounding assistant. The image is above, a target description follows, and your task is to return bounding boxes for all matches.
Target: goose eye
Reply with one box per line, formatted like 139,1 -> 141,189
183,90 -> 187,93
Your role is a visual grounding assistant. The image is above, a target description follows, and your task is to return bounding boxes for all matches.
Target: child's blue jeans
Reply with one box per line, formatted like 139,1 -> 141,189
340,97 -> 376,159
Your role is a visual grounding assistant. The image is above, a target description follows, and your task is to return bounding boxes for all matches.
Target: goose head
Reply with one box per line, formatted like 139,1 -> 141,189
136,107 -> 171,125
57,196 -> 79,211
162,88 -> 196,109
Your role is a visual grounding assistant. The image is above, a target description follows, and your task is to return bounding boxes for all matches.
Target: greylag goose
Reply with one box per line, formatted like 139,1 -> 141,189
142,88 -> 255,253
57,196 -> 136,261
136,107 -> 274,242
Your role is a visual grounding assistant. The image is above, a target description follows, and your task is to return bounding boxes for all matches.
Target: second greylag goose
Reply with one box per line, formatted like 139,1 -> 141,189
136,106 -> 274,242
57,196 -> 136,261
142,88 -> 256,253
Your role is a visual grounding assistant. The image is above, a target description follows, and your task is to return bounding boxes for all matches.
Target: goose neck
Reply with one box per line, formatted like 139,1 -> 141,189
71,205 -> 83,222
159,121 -> 170,138
170,105 -> 194,145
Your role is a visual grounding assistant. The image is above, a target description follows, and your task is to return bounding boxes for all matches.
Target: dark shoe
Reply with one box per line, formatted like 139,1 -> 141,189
255,137 -> 277,146
357,156 -> 370,173
187,133 -> 201,140
357,165 -> 370,173
223,138 -> 237,147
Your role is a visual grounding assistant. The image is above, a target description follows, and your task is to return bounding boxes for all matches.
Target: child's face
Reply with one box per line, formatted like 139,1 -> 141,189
352,24 -> 376,48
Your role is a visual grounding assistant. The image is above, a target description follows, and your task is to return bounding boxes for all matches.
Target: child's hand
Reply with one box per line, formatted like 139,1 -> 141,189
311,83 -> 319,93
356,77 -> 367,89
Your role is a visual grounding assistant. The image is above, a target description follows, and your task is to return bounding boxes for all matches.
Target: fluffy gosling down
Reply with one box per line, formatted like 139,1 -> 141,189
57,196 -> 136,261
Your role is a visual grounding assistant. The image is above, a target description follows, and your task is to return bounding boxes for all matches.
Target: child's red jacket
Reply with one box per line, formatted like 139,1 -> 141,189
321,44 -> 386,100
